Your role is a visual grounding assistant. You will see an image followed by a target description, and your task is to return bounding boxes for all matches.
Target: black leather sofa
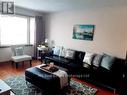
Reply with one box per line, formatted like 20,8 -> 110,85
45,50 -> 85,73
44,50 -> 126,94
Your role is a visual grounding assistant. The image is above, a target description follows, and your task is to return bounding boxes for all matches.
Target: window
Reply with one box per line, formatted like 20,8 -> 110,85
0,15 -> 35,45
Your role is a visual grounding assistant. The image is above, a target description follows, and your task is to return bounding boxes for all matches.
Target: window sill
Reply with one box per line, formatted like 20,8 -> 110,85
24,44 -> 33,46
0,46 -> 10,48
0,44 -> 33,48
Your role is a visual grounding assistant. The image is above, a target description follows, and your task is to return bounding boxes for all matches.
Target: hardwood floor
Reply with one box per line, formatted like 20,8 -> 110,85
0,60 -> 41,79
0,60 -> 118,95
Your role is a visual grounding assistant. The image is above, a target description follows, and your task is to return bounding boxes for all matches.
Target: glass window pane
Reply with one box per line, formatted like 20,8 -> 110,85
1,16 -> 27,45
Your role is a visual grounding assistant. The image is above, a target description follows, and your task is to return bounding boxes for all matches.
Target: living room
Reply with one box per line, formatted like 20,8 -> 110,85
0,0 -> 127,95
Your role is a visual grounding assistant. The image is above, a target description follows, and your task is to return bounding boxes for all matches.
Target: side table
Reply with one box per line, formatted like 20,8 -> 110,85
37,46 -> 49,60
0,79 -> 11,95
41,51 -> 51,63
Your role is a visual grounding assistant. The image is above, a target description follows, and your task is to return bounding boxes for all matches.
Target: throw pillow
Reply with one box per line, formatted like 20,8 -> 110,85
15,47 -> 24,56
59,47 -> 66,57
65,49 -> 75,59
92,54 -> 103,67
100,54 -> 115,70
53,46 -> 60,56
83,52 -> 94,65
83,63 -> 91,69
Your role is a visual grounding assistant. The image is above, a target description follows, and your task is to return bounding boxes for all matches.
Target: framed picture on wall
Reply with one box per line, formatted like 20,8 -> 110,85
73,24 -> 95,41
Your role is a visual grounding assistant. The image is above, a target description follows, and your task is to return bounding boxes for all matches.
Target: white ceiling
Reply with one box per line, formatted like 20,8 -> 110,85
14,0 -> 127,12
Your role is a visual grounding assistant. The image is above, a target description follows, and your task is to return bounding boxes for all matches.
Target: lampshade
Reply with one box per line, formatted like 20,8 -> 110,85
45,39 -> 48,43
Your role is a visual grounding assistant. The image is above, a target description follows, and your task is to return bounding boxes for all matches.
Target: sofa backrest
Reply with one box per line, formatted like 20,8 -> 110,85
83,53 -> 125,76
73,50 -> 85,64
51,47 -> 125,73
110,57 -> 125,73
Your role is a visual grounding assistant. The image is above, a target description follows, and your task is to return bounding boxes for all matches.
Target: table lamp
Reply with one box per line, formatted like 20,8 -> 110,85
45,39 -> 48,47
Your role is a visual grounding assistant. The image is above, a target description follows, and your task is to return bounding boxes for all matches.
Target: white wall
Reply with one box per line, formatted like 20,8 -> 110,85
45,6 -> 127,58
0,47 -> 12,62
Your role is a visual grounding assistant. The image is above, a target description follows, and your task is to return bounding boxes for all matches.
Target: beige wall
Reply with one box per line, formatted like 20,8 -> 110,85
46,6 -> 127,58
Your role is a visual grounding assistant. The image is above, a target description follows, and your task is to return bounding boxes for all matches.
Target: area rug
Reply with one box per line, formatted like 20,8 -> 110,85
4,75 -> 97,95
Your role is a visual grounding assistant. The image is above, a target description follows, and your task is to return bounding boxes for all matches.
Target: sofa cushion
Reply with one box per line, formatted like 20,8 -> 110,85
92,66 -> 111,81
74,51 -> 85,63
92,54 -> 103,67
100,54 -> 115,70
45,56 -> 70,64
83,52 -> 94,65
65,49 -> 75,59
59,47 -> 66,57
53,46 -> 60,56
12,55 -> 32,62
68,63 -> 81,69
83,63 -> 91,69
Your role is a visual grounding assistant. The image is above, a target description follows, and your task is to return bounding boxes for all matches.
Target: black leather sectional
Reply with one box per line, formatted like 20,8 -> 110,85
44,50 -> 126,94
